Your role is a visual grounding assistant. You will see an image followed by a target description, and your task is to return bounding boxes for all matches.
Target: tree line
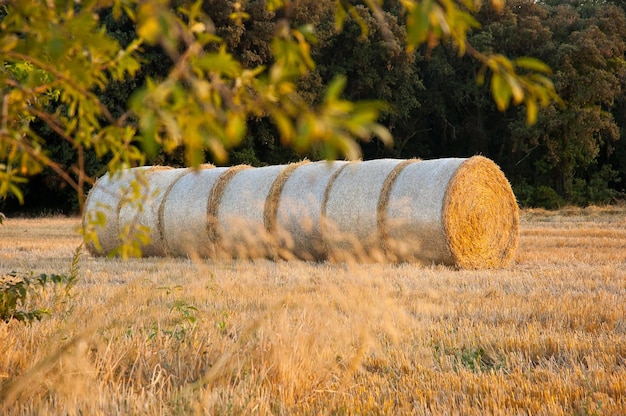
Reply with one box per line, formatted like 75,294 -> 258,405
2,0 -> 624,215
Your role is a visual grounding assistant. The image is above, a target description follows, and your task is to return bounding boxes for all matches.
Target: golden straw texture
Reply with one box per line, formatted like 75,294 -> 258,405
442,156 -> 519,269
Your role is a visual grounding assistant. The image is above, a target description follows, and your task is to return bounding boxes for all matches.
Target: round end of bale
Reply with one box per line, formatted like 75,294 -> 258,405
442,156 -> 519,269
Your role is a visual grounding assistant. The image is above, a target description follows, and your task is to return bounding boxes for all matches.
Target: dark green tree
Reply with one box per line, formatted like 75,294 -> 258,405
507,1 -> 626,202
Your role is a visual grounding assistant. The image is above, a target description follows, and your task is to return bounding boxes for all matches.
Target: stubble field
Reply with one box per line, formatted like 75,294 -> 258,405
0,206 -> 625,415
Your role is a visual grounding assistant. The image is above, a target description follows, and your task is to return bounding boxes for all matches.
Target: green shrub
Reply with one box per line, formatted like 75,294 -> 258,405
532,186 -> 562,210
0,245 -> 80,323
570,165 -> 622,206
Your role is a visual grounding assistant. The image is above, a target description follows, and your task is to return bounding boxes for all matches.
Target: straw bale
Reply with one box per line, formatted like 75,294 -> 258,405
442,156 -> 519,269
84,156 -> 518,268
83,166 -> 165,256
215,165 -> 286,258
118,167 -> 188,256
384,156 -> 518,268
323,159 -> 407,260
160,165 -> 225,257
275,161 -> 348,260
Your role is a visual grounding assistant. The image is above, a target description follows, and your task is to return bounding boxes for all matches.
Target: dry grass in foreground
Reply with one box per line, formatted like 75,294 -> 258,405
0,206 -> 625,415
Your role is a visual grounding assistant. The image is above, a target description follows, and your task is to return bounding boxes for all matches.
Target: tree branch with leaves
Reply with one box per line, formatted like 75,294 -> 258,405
0,0 -> 561,215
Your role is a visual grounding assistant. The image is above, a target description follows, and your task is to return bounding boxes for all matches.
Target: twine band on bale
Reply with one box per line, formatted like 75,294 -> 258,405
206,165 -> 251,245
324,159 -> 415,262
376,158 -> 419,259
442,156 -> 519,269
116,166 -> 172,223
263,160 -> 310,236
120,167 -> 199,257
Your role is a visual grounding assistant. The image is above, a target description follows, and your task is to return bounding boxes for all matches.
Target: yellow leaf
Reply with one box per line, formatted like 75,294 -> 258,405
137,17 -> 161,44
267,0 -> 284,12
515,57 -> 552,74
506,74 -> 524,105
491,0 -> 504,12
490,73 -> 511,112
225,114 -> 246,146
525,97 -> 538,125
190,22 -> 206,33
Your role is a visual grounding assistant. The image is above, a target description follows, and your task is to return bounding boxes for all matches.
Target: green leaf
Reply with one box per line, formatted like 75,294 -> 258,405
194,48 -> 242,77
225,114 -> 246,146
407,0 -> 433,48
525,97 -> 538,125
335,0 -> 348,32
324,75 -> 347,101
490,73 -> 511,112
273,111 -> 296,144
267,0 -> 284,12
514,57 -> 552,74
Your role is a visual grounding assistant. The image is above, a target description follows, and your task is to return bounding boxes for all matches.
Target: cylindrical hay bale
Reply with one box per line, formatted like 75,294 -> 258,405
83,166 -> 163,256
275,161 -> 348,260
384,156 -> 518,268
83,156 -> 518,268
160,165 -> 225,257
216,165 -> 286,258
118,167 -> 190,256
323,159 -> 407,260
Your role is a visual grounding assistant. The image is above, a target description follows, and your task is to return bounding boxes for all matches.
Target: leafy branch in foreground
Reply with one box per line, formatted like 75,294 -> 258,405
393,0 -> 561,122
0,0 -> 562,212
0,244 -> 81,323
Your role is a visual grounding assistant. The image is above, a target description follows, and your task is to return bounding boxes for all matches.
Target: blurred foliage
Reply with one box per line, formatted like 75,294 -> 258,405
2,0 -> 624,215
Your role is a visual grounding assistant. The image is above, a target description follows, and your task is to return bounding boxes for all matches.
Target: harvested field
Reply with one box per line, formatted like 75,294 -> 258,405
0,206 -> 625,415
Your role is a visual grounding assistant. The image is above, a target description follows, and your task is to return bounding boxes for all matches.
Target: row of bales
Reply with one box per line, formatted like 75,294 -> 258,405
83,157 -> 519,269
